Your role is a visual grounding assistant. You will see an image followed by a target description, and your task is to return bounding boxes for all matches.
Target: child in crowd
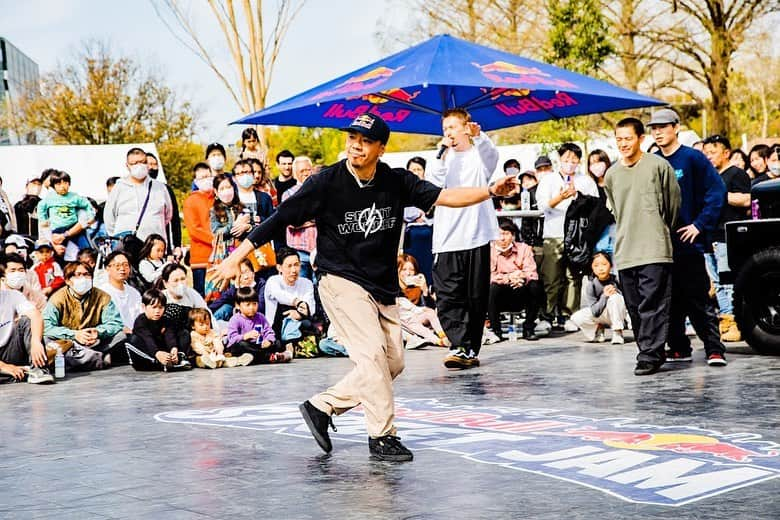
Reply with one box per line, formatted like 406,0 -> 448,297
208,258 -> 265,321
189,308 -> 248,368
36,170 -> 95,251
226,287 -> 291,364
571,252 -> 628,344
138,234 -> 170,286
32,239 -> 64,296
127,289 -> 192,371
397,254 -> 450,348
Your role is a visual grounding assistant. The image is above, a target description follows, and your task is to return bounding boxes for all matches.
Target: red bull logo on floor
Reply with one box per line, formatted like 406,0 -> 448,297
472,61 -> 577,89
310,66 -> 405,101
156,399 -> 780,507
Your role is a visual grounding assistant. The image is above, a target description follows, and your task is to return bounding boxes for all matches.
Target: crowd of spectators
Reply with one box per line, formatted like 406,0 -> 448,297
2,116 -> 778,383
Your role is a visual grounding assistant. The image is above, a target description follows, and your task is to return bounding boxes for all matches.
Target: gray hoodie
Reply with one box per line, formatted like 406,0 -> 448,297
104,176 -> 172,241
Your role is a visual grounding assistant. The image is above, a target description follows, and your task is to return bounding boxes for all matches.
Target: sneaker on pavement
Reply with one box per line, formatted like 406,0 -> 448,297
634,361 -> 662,376
443,349 -> 479,369
594,328 -> 606,343
665,351 -> 693,363
522,329 -> 538,341
563,319 -> 580,333
482,329 -> 504,345
611,330 -> 624,345
299,400 -> 336,453
27,367 -> 55,384
707,352 -> 728,366
199,354 -> 218,369
223,356 -> 239,368
368,435 -> 413,462
270,351 -> 293,363
236,353 -> 254,366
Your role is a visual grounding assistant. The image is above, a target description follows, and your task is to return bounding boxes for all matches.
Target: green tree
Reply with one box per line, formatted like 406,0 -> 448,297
265,127 -> 343,173
545,0 -> 614,74
11,40 -> 201,202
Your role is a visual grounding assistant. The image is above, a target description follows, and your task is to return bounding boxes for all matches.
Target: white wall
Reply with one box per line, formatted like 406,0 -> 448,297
0,143 -> 165,203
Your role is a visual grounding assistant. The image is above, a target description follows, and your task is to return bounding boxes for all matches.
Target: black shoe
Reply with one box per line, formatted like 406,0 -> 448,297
444,349 -> 478,369
369,435 -> 414,462
522,329 -> 538,341
634,361 -> 662,376
299,401 -> 336,453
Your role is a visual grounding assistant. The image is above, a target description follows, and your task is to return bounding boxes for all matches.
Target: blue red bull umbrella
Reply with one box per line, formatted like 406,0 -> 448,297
234,34 -> 665,134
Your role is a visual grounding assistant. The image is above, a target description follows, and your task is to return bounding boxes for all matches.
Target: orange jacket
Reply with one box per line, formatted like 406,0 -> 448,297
183,191 -> 215,267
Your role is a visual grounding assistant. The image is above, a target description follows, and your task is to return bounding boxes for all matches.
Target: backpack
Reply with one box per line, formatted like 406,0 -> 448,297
564,194 -> 614,275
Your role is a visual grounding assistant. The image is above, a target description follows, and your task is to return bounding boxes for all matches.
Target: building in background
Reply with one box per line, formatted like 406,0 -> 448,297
1,37 -> 39,145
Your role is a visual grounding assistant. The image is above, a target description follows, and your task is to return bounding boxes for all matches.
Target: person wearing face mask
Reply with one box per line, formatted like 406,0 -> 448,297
2,253 -> 47,311
752,146 -> 780,187
203,174 -> 253,303
206,143 -> 228,177
536,143 -> 599,333
104,147 -> 173,243
42,261 -> 125,369
146,152 -> 182,253
183,162 -> 216,296
155,264 -> 213,355
14,178 -> 42,238
233,159 -> 274,226
586,149 -> 612,204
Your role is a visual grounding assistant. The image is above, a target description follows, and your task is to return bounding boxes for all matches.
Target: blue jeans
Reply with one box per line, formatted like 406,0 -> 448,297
213,303 -> 235,321
297,250 -> 315,284
705,242 -> 732,315
53,225 -> 91,251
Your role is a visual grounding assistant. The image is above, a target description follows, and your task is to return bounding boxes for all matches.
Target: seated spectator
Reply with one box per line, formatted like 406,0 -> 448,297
37,170 -> 96,252
397,254 -> 449,348
138,234 -> 170,287
208,257 -> 265,321
42,262 -> 125,370
126,289 -> 191,371
0,263 -> 53,384
282,156 -> 317,281
155,263 -> 214,355
2,253 -> 47,311
264,249 -> 316,339
190,308 -> 234,369
32,239 -> 65,297
487,220 -> 545,342
226,287 -> 290,364
96,251 -> 142,334
78,248 -> 98,270
571,252 -> 628,344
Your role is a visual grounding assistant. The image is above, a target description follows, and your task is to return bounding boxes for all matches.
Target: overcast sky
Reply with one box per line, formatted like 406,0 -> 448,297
1,0 -> 394,143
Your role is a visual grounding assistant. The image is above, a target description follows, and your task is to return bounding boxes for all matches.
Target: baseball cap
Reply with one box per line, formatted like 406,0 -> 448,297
340,113 -> 390,144
4,234 -> 27,249
34,239 -> 53,251
647,108 -> 680,127
534,155 -> 552,169
703,134 -> 732,150
518,170 -> 537,180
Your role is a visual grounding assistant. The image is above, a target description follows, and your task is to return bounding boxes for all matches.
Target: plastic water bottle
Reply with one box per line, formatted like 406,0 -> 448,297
55,347 -> 65,379
751,199 -> 761,220
506,324 -> 515,342
520,187 -> 530,211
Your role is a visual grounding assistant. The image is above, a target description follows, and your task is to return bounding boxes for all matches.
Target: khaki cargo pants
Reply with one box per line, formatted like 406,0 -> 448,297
309,274 -> 404,438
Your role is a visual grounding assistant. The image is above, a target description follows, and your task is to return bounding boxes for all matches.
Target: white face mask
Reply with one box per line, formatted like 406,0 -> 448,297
168,283 -> 186,298
71,277 -> 92,296
218,189 -> 234,203
208,156 -> 225,171
194,177 -> 214,192
236,174 -> 254,189
560,162 -> 578,176
130,164 -> 149,180
5,272 -> 26,290
769,164 -> 780,176
590,162 -> 607,177
505,167 -> 520,176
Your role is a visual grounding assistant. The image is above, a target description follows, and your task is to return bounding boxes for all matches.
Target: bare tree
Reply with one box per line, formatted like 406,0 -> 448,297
645,0 -> 780,136
152,0 -> 306,145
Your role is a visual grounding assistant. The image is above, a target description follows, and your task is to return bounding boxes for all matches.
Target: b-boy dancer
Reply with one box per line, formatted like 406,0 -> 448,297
210,113 -> 517,461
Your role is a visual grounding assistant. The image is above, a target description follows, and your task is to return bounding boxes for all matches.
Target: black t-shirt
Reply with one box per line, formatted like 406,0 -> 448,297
249,160 -> 442,304
716,165 -> 751,241
274,176 -> 297,205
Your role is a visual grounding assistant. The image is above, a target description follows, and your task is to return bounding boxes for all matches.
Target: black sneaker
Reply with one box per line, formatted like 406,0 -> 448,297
299,401 -> 336,453
522,329 -> 538,341
444,349 -> 479,369
369,435 -> 414,462
665,351 -> 693,363
634,361 -> 662,376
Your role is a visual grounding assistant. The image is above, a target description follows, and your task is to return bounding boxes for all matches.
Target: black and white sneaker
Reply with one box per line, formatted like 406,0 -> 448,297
369,435 -> 413,462
299,400 -> 337,453
665,351 -> 693,363
27,367 -> 55,384
443,349 -> 479,369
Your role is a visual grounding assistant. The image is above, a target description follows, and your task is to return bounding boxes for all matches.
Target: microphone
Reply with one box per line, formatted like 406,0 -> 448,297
436,144 -> 448,159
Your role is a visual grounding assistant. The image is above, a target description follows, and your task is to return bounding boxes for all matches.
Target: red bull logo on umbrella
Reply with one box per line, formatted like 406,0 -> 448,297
472,60 -> 577,89
156,399 -> 780,507
310,66 -> 405,101
349,87 -> 421,105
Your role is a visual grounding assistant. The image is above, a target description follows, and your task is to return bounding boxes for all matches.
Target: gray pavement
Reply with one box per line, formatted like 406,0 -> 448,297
2,333 -> 779,519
